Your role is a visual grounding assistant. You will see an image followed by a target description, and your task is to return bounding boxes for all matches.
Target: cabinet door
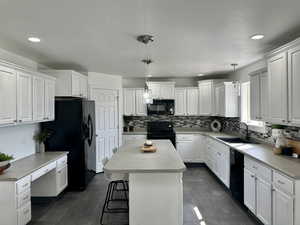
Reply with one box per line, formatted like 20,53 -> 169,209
56,165 -> 68,193
250,74 -> 261,120
160,84 -> 174,99
17,71 -> 33,123
244,169 -> 256,214
135,89 -> 147,116
186,88 -> 198,115
44,79 -> 55,120
199,82 -> 212,115
268,52 -> 288,124
0,66 -> 17,125
175,88 -> 186,115
33,76 -> 45,121
79,75 -> 88,98
288,45 -> 300,125
260,72 -> 269,121
123,88 -> 136,115
273,189 -> 293,225
218,86 -> 225,116
148,83 -> 160,99
256,178 -> 272,225
71,73 -> 80,96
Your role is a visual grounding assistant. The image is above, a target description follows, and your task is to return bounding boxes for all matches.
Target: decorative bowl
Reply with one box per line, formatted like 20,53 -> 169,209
0,160 -> 9,167
0,163 -> 10,174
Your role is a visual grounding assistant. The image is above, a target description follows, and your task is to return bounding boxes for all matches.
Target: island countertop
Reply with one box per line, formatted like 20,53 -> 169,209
104,140 -> 186,173
0,152 -> 68,181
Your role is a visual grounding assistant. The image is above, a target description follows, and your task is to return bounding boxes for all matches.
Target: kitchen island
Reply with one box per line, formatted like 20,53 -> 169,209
104,139 -> 186,225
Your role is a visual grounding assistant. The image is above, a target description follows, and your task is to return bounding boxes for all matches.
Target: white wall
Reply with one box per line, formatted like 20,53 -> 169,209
0,124 -> 39,161
88,72 -> 123,145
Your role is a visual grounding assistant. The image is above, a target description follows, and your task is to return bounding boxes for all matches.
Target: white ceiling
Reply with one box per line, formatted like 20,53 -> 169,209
0,0 -> 300,77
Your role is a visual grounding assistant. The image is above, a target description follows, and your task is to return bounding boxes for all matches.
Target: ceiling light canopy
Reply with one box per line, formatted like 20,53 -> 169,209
251,34 -> 264,40
28,37 -> 41,43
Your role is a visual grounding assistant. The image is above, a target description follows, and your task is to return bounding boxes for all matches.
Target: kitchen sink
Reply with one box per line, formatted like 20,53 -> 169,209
216,137 -> 258,144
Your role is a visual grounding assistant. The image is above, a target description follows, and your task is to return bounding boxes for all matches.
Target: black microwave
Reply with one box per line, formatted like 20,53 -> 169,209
147,99 -> 175,115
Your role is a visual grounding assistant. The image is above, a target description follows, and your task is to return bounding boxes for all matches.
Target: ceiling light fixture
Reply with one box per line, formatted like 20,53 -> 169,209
251,34 -> 264,40
231,63 -> 238,72
28,37 -> 41,43
197,73 -> 205,76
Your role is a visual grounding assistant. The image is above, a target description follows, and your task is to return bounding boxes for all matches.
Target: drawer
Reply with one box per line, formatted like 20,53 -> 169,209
256,163 -> 272,183
244,157 -> 257,172
273,171 -> 294,195
57,155 -> 68,169
31,161 -> 57,182
177,135 -> 193,141
18,202 -> 31,225
16,176 -> 31,195
17,188 -> 31,208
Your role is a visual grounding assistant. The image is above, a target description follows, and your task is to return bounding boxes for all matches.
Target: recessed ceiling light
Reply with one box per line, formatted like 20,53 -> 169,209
251,34 -> 264,40
28,37 -> 41,43
197,73 -> 205,76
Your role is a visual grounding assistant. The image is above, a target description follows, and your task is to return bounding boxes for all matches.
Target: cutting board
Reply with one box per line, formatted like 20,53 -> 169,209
287,139 -> 300,154
141,145 -> 157,153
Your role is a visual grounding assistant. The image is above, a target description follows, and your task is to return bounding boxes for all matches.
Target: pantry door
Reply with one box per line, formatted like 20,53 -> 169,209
90,88 -> 119,173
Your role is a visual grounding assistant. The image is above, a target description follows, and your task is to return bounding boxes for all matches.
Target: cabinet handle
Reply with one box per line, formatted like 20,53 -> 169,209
19,120 -> 22,122
272,188 -> 276,192
14,120 -> 17,122
282,120 -> 286,122
252,166 -> 257,169
277,180 -> 285,185
251,175 -> 255,178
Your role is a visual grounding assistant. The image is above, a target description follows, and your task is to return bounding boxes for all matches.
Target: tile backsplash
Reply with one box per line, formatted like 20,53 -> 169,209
124,115 -> 300,144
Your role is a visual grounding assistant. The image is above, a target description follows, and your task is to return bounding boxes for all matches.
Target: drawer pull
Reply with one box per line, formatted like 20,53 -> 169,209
251,175 -> 255,178
278,180 -> 285,185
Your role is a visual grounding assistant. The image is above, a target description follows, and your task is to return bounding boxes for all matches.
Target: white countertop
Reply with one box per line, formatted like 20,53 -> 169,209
0,152 -> 68,181
104,140 -> 186,173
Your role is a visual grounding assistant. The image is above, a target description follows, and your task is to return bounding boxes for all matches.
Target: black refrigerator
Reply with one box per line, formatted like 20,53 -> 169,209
42,97 -> 96,191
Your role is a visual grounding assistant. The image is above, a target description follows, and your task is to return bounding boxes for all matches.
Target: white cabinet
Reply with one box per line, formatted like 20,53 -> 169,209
176,134 -> 204,163
123,88 -> 136,116
267,52 -> 288,124
0,66 -> 17,125
288,45 -> 300,126
214,82 -> 239,117
206,138 -> 230,188
175,88 -> 187,115
135,89 -> 147,116
44,78 -> 55,121
198,81 -> 213,115
147,82 -> 175,99
186,88 -> 198,115
123,88 -> 146,116
250,69 -> 269,121
244,157 -> 272,225
16,71 -> 32,123
44,70 -> 88,98
273,188 -> 293,225
244,168 -> 256,214
32,76 -> 45,121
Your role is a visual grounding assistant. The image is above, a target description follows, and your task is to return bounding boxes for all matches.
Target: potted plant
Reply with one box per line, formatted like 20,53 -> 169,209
34,130 -> 52,153
0,153 -> 13,166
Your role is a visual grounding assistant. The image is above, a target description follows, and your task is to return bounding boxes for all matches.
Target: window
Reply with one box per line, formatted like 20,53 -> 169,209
240,82 -> 266,133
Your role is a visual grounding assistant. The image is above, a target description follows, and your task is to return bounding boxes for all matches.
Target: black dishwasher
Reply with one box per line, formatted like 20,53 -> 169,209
230,148 -> 244,205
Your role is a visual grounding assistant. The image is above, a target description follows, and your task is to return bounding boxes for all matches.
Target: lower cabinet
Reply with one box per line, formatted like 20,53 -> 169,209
256,178 -> 272,225
244,169 -> 256,214
176,134 -> 205,163
273,188 -> 293,225
206,137 -> 230,188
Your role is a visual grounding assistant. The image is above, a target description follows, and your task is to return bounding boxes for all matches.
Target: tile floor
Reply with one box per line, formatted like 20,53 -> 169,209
29,167 -> 259,225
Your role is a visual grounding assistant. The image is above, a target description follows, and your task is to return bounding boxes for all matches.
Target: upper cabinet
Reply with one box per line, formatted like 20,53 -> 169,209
267,52 -> 288,124
147,82 -> 175,99
186,87 -> 199,115
175,88 -> 187,116
44,70 -> 88,98
123,88 -> 146,116
0,64 -> 55,127
250,69 -> 268,121
0,66 -> 17,125
266,39 -> 300,126
198,80 -> 214,116
214,82 -> 239,117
